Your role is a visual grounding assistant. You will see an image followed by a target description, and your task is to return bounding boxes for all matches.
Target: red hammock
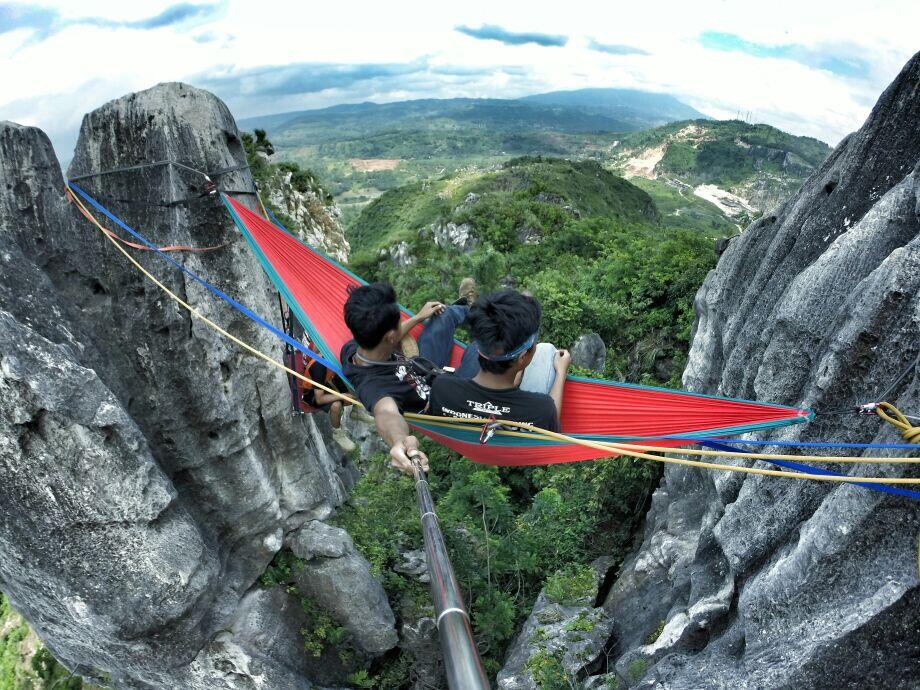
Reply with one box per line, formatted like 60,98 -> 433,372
222,195 -> 812,465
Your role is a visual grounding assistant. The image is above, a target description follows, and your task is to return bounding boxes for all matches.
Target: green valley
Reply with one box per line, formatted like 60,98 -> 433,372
243,92 -> 830,230
347,156 -> 716,387
239,89 -> 707,225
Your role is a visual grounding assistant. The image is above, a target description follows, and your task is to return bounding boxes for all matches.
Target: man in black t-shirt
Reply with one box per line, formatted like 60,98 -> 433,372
341,282 -> 481,474
428,291 -> 570,433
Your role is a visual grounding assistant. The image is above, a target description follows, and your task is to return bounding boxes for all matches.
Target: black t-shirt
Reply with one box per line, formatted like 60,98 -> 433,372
307,360 -> 345,392
427,375 -> 560,432
340,340 -> 430,414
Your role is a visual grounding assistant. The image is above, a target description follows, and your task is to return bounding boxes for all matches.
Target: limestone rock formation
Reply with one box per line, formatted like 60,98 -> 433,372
0,83 -> 356,688
289,521 -> 398,656
598,52 -> 920,689
570,333 -> 607,373
498,560 -> 615,689
400,616 -> 443,690
384,240 -> 416,267
431,220 -> 477,252
261,165 -> 350,263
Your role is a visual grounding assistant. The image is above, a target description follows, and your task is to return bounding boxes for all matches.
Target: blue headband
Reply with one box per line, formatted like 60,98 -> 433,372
478,332 -> 538,362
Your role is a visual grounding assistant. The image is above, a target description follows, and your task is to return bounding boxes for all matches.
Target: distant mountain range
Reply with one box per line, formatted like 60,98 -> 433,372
239,88 -> 709,140
518,88 -> 707,128
239,89 -> 828,231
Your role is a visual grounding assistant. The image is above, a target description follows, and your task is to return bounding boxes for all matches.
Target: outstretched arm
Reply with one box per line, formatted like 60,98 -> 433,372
548,349 -> 572,418
398,301 -> 445,341
373,396 -> 429,475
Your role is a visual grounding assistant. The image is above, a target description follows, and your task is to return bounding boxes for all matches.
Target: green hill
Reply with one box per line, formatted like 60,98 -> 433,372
238,89 -> 708,224
610,119 -> 832,223
348,156 -> 715,386
350,156 -> 659,252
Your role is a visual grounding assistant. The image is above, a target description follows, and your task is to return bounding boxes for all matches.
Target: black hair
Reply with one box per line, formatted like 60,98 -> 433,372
468,290 -> 541,374
343,283 -> 401,348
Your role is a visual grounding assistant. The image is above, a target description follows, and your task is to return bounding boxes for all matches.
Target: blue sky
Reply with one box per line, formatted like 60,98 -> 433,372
699,31 -> 872,79
0,0 -> 917,159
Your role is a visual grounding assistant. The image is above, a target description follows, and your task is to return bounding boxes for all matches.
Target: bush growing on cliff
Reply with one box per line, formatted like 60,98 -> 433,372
256,553 -> 361,671
0,593 -> 87,690
544,565 -> 597,606
347,157 -> 716,386
242,130 -> 334,217
333,445 -> 658,679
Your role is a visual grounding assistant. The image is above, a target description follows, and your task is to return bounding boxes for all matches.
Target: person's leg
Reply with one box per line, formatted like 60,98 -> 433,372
456,340 -> 481,379
519,343 -> 558,394
418,304 -> 468,367
329,401 -> 343,429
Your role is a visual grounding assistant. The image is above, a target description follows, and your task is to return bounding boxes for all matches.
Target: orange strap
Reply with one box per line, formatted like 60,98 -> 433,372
299,351 -> 338,391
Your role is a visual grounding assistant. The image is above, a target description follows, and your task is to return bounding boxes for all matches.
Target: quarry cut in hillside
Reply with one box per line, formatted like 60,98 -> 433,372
612,120 -> 832,220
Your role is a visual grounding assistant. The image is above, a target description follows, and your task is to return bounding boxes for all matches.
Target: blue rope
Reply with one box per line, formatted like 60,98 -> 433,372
661,436 -> 917,450
700,440 -> 920,501
68,182 -> 347,379
66,183 -> 920,458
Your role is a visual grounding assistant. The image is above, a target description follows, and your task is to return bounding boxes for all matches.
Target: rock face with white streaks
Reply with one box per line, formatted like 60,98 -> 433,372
597,52 -> 920,689
262,165 -> 350,263
498,561 -> 615,689
0,83 -> 381,689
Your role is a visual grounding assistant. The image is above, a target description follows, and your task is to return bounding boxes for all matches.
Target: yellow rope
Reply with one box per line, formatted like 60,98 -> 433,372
876,402 -> 920,444
441,420 -> 920,485
68,189 -> 920,485
407,416 -> 920,463
68,188 -> 359,405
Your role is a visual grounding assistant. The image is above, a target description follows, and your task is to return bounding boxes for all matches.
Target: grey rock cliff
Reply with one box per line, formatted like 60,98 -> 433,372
261,165 -> 349,263
498,560 -> 615,689
0,83 -> 359,688
290,521 -> 398,656
570,333 -> 606,373
599,53 -> 920,689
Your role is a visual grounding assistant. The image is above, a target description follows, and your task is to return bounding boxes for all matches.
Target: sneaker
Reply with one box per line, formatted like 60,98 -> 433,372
332,427 -> 357,453
454,277 -> 478,306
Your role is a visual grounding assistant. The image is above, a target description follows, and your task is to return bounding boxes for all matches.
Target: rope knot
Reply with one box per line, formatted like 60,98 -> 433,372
876,402 -> 920,444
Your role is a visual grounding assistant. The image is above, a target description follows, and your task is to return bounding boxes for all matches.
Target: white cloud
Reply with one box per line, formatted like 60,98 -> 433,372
1,0 -> 917,160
